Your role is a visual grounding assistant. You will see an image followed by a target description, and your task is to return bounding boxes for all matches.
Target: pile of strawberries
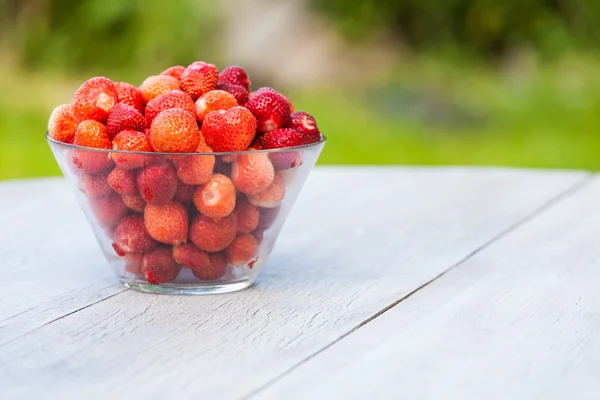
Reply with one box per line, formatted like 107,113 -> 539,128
47,62 -> 322,285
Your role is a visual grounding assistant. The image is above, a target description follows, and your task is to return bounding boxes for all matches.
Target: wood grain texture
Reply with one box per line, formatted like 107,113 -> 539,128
0,178 -> 124,346
255,174 -> 600,400
0,168 -> 588,399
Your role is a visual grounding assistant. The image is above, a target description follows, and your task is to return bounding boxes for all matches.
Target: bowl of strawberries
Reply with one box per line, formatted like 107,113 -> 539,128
46,62 -> 325,295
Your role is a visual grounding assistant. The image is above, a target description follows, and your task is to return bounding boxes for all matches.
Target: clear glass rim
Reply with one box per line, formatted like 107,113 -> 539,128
46,132 -> 326,156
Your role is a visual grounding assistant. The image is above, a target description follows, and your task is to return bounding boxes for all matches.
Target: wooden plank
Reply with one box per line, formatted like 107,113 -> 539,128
0,178 -> 125,346
0,168 -> 588,399
255,174 -> 600,400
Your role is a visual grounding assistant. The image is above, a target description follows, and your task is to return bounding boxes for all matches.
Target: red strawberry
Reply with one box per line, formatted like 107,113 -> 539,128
139,75 -> 181,103
150,108 -> 201,153
70,150 -> 113,174
195,90 -> 237,122
80,172 -> 113,198
124,253 -> 144,275
136,162 -> 178,205
89,194 -> 128,232
216,83 -> 249,106
218,66 -> 251,90
144,201 -> 188,245
74,120 -> 111,149
145,90 -> 196,125
143,246 -> 182,284
122,195 -> 145,212
174,183 -> 195,204
112,215 -> 157,256
260,128 -> 304,169
180,62 -> 219,100
191,254 -> 227,280
288,111 -> 321,144
190,213 -> 237,252
108,167 -> 138,196
174,141 -> 215,185
106,103 -> 146,139
202,106 -> 257,152
172,243 -> 211,270
248,173 -> 286,208
115,82 -> 144,114
225,233 -> 258,266
231,153 -> 274,195
193,173 -> 236,219
111,129 -> 154,170
246,87 -> 291,132
258,206 -> 280,230
161,65 -> 186,81
205,252 -> 228,280
48,104 -> 77,143
234,195 -> 259,233
72,77 -> 118,123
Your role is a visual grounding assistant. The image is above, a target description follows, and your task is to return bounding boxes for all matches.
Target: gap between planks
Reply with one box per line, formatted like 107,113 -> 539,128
243,172 -> 595,399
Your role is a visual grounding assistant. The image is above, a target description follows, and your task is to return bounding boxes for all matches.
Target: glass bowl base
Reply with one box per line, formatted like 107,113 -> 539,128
121,278 -> 255,295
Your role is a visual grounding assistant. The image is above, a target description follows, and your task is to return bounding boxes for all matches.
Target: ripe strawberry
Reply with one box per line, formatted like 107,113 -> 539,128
190,213 -> 237,252
124,253 -> 144,275
216,83 -> 249,106
180,62 -> 219,100
191,255 -> 227,280
195,90 -> 237,122
234,195 -> 259,233
145,90 -> 195,125
111,129 -> 154,170
202,106 -> 257,152
161,65 -> 186,81
115,82 -> 144,114
143,246 -> 182,284
288,111 -> 321,144
139,75 -> 180,103
257,205 -> 280,230
174,183 -> 195,204
260,128 -> 304,169
122,195 -> 145,212
248,173 -> 286,208
73,120 -> 111,149
72,77 -> 118,123
193,173 -> 236,219
80,172 -> 113,198
144,201 -> 188,245
89,194 -> 128,232
106,103 -> 146,139
48,104 -> 78,143
231,153 -> 274,195
250,137 -> 263,150
150,108 -> 201,153
246,87 -> 291,132
205,252 -> 228,279
172,243 -> 211,270
218,66 -> 251,90
174,142 -> 215,185
225,233 -> 258,265
136,162 -> 178,205
108,167 -> 138,196
70,150 -> 113,174
112,215 -> 157,256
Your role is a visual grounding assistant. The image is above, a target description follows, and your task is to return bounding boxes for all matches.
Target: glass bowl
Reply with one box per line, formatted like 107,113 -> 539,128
46,134 -> 325,295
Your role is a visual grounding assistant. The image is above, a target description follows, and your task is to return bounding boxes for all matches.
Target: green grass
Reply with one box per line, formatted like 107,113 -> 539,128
1,57 -> 600,180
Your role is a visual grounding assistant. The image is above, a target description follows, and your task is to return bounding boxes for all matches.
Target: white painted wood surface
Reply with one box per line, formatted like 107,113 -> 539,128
256,174 -> 600,400
0,168 -> 593,399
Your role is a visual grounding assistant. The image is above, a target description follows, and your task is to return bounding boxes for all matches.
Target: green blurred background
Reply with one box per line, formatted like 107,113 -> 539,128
1,0 -> 599,180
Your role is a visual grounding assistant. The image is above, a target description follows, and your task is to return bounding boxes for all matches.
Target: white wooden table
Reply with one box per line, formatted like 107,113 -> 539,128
1,167 -> 599,399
